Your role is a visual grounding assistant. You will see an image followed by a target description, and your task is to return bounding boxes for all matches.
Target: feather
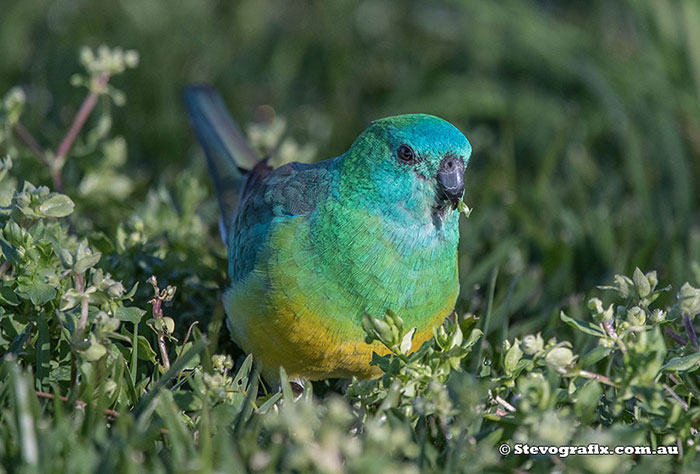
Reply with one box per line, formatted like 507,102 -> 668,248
183,85 -> 261,240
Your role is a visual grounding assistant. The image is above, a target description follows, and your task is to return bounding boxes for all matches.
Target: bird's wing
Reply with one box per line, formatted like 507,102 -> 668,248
183,85 -> 261,239
184,85 -> 337,279
228,160 -> 336,282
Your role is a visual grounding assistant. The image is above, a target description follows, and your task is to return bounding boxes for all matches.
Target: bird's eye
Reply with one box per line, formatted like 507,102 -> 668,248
397,144 -> 415,163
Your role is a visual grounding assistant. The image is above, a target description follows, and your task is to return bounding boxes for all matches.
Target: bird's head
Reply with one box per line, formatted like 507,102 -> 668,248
341,114 -> 472,228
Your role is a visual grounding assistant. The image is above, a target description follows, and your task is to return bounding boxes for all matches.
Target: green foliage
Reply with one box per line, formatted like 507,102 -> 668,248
0,1 -> 700,472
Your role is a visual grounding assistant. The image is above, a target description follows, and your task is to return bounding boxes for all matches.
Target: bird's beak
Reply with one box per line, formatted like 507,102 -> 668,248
436,155 -> 465,209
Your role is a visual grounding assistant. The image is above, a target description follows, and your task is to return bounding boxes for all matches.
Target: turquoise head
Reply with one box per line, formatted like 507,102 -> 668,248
340,114 -> 472,229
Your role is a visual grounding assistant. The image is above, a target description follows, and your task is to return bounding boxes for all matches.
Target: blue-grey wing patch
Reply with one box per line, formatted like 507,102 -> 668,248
227,159 -> 336,281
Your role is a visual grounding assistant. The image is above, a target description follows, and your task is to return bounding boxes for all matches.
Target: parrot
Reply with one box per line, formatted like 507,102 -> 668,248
183,86 -> 471,381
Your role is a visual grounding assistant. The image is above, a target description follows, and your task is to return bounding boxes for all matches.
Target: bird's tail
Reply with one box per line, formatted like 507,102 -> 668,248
183,85 -> 261,241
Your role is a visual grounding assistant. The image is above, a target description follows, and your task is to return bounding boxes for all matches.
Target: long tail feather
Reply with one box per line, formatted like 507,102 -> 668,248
183,85 -> 261,239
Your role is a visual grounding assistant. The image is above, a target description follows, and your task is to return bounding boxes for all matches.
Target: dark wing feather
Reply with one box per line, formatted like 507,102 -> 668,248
228,160 -> 336,281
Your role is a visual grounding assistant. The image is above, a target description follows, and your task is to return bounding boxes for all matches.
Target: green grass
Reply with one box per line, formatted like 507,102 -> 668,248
0,1 -> 699,472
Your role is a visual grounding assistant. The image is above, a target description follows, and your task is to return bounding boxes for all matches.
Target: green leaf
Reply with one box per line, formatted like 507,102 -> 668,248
136,335 -> 157,362
124,282 -> 139,299
464,328 -> 483,349
400,327 -> 416,355
7,324 -> 33,358
172,390 -> 201,411
457,199 -> 472,217
38,194 -> 74,217
0,285 -> 20,306
660,352 -> 700,373
114,306 -> 146,324
614,275 -> 634,299
560,311 -> 606,337
73,252 -> 101,274
504,341 -> 523,375
678,283 -> 700,318
574,380 -> 603,418
80,342 -> 107,361
209,403 -> 241,427
258,392 -> 282,414
448,324 -> 463,349
27,280 -> 57,306
279,366 -> 295,402
580,345 -> 612,367
545,347 -> 575,370
0,237 -> 21,265
633,267 -> 650,298
232,354 -> 253,388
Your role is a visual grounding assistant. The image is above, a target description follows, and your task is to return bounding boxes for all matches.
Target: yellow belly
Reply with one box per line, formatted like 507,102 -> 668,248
223,272 -> 456,381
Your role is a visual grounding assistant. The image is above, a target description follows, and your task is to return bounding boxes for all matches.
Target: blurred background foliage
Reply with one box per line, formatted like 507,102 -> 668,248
2,0 -> 698,344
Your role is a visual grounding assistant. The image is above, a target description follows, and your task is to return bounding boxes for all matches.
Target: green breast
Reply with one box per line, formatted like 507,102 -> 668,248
294,198 -> 460,332
225,208 -> 460,380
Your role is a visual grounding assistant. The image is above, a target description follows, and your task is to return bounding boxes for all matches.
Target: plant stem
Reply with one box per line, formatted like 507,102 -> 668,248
577,370 -> 620,388
34,391 -> 169,434
158,331 -> 170,371
55,73 -> 109,162
11,73 -> 110,192
70,273 -> 90,390
664,327 -> 688,346
51,72 -> 110,191
13,122 -> 49,166
75,273 -> 89,337
603,318 -> 627,354
130,322 -> 139,385
495,394 -> 516,413
683,314 -> 699,349
153,298 -> 171,372
662,384 -> 689,411
177,321 -> 199,360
